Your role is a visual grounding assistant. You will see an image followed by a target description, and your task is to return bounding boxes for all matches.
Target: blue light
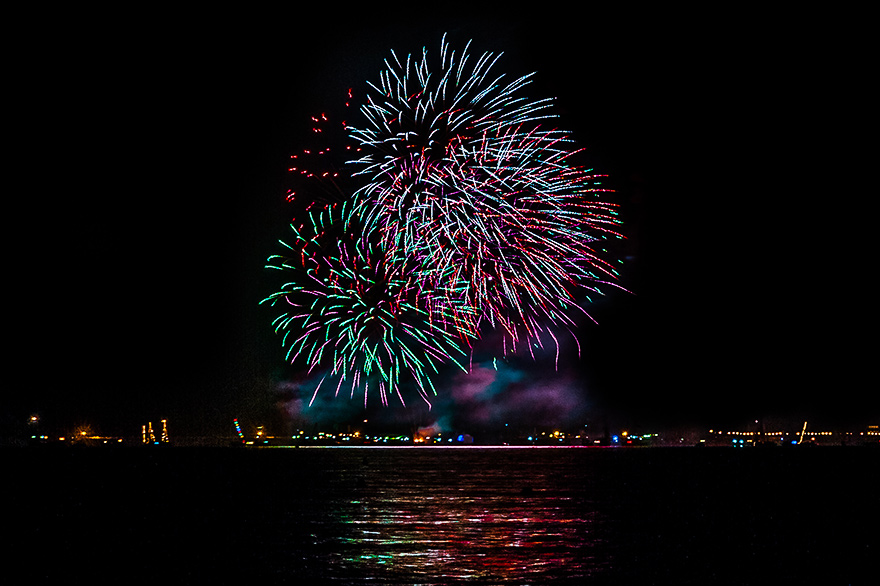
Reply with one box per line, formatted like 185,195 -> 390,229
457,435 -> 464,442
612,435 -> 619,443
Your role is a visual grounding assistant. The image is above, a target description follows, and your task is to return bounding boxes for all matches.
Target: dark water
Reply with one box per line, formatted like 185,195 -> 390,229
8,446 -> 878,584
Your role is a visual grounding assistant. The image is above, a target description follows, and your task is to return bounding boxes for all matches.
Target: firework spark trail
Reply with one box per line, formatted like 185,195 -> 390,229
285,89 -> 361,208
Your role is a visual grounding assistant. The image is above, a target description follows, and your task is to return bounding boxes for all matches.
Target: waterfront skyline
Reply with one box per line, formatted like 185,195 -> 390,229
16,410 -> 880,451
8,12 -> 874,439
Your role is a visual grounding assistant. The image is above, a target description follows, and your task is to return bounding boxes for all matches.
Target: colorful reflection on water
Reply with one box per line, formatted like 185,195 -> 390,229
290,447 -> 613,583
333,494 -> 606,581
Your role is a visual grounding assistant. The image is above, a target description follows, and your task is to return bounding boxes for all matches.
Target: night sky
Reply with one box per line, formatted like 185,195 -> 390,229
8,10 -> 874,438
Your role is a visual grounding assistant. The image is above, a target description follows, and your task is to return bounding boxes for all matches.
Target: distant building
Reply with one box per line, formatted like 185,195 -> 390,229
142,420 -> 169,445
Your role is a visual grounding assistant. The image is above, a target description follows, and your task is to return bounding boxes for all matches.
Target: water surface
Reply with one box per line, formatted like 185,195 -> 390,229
9,446 -> 878,584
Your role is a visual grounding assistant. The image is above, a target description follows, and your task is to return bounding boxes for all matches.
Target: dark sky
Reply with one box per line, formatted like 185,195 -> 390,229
8,10 -> 874,437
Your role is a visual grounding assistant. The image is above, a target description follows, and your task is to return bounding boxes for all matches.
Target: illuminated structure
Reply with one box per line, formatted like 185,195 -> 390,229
141,421 -> 169,445
233,419 -> 245,443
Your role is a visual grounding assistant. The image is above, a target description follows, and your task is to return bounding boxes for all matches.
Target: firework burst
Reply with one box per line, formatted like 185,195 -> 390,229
345,35 -> 625,355
348,33 -> 556,171
263,33 -> 627,407
261,207 -> 477,407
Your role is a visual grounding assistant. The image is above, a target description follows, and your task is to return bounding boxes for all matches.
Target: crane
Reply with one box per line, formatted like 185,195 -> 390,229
797,421 -> 808,445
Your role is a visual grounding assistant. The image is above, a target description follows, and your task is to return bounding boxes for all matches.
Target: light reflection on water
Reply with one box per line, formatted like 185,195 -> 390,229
333,495 -> 603,581
278,448 -> 613,584
14,445 -> 875,584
